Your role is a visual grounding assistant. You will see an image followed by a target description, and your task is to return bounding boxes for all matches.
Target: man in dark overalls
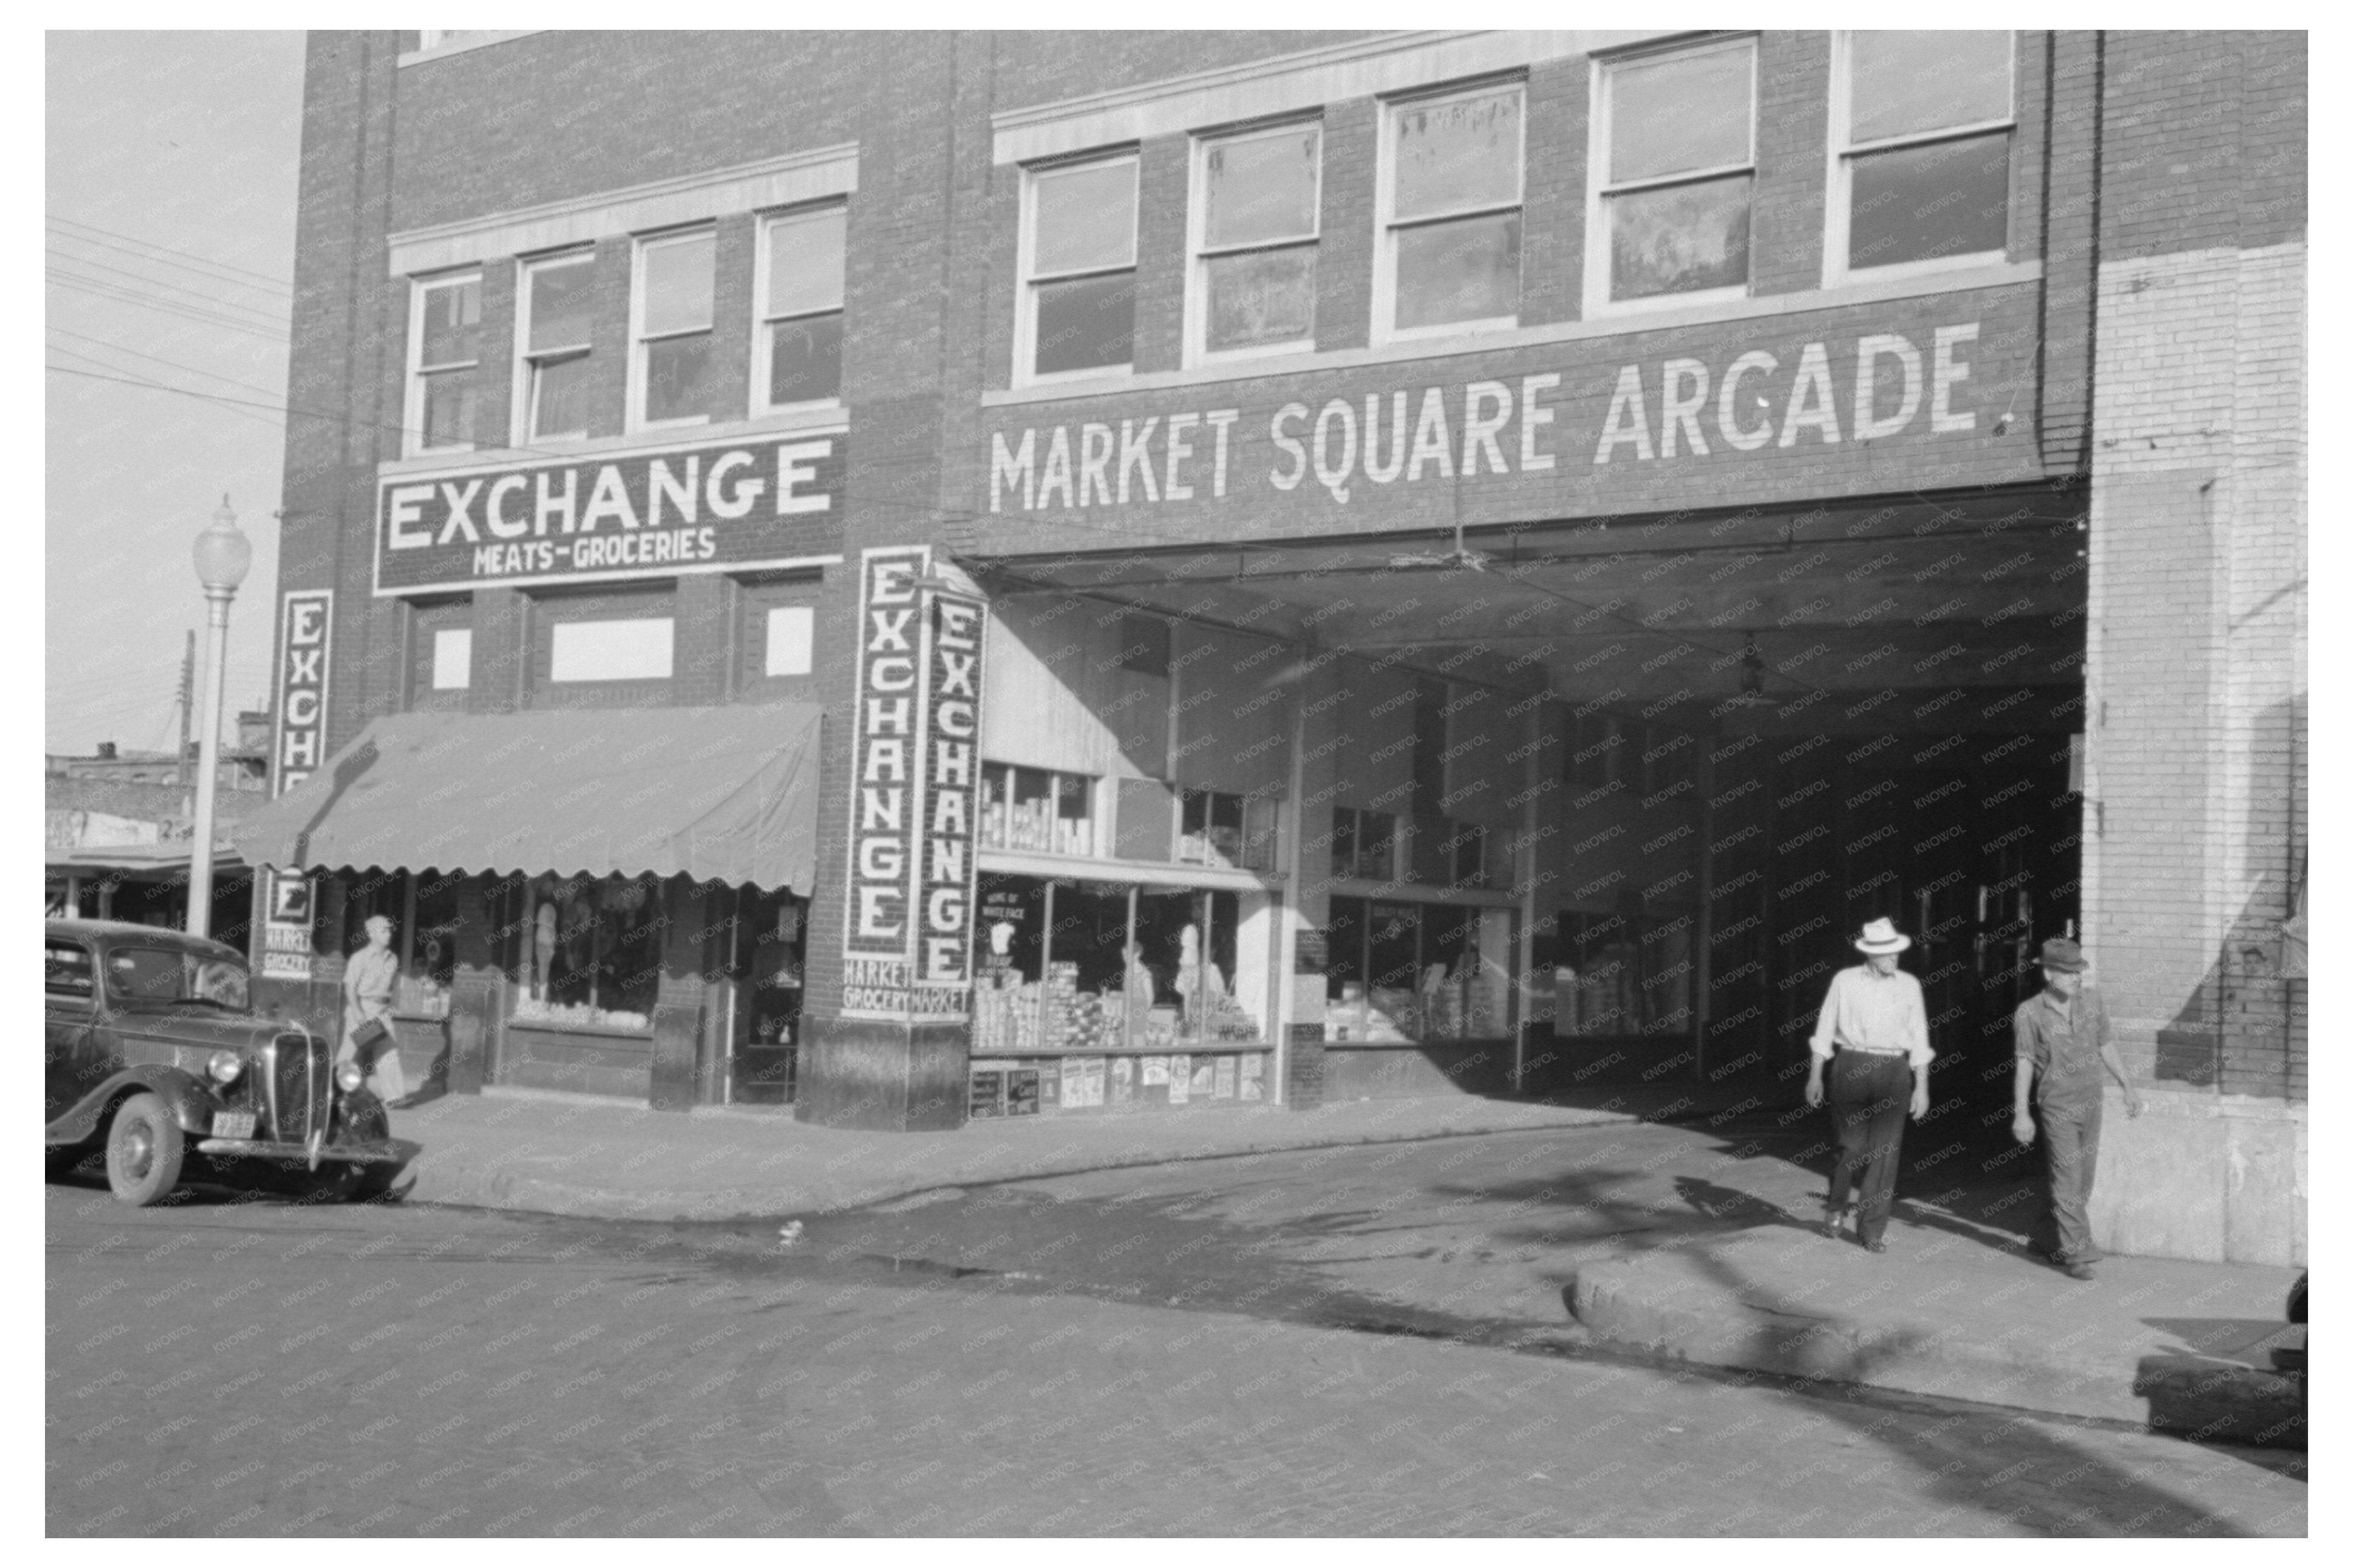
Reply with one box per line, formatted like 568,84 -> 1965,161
2011,936 -> 2145,1279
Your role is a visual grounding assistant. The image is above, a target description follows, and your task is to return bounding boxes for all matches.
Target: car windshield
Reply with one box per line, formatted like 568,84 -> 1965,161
106,947 -> 251,1011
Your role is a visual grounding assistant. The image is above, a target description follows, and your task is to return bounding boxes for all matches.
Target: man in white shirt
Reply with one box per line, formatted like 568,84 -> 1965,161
1804,917 -> 1933,1252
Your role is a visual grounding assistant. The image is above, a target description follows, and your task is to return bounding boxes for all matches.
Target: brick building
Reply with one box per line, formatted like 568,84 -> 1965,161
234,30 -> 2303,1263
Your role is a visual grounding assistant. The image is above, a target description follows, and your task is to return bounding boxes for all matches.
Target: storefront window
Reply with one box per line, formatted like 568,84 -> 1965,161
982,762 -> 1095,855
1556,901 -> 1695,1037
1332,806 -> 1397,881
732,888 -> 805,1103
400,868 -> 465,1017
1325,893 -> 1516,1044
510,872 -> 664,1029
972,872 -> 1267,1052
1179,787 -> 1244,868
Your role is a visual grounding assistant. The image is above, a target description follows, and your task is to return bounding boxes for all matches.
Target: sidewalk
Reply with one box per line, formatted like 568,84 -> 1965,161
1565,1216 -> 2306,1446
387,1083 -> 1688,1221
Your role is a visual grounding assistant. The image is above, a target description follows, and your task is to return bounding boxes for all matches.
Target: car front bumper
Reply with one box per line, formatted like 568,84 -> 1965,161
195,1136 -> 421,1167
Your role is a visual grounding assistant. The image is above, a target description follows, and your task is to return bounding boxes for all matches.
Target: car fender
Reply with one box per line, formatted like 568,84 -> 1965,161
46,1066 -> 223,1144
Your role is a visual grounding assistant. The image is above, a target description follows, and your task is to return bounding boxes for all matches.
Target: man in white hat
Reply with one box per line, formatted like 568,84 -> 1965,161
1803,917 -> 1933,1251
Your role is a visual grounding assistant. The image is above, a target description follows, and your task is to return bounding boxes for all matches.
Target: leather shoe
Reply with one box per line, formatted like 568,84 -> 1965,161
2062,1259 -> 2096,1280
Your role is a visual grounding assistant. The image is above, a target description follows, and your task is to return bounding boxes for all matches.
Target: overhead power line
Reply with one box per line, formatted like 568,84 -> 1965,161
46,272 -> 291,344
46,357 -> 285,429
47,212 -> 294,295
45,247 -> 290,330
48,325 -> 288,402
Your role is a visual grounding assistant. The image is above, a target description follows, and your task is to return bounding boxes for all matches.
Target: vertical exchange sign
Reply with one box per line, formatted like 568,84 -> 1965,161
272,589 -> 333,796
840,546 -> 987,1023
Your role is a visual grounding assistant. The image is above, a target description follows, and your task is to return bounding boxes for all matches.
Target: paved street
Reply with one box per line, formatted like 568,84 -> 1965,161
46,1116 -> 2304,1537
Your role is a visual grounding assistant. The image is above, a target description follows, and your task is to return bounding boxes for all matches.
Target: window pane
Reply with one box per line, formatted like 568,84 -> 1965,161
766,207 -> 847,317
418,278 -> 480,368
549,618 -> 674,682
1393,212 -> 1519,330
768,312 -> 842,404
1203,246 -> 1315,352
640,232 -> 715,337
530,351 -> 594,438
420,367 -> 477,449
1392,89 -> 1521,221
645,332 -> 716,423
1850,32 -> 2012,143
1610,46 -> 1755,182
431,628 -> 473,690
1033,271 -> 1134,375
765,606 -> 813,677
1848,130 -> 2010,269
1031,161 -> 1137,276
1204,127 -> 1319,248
527,258 -> 595,353
1608,172 -> 1752,299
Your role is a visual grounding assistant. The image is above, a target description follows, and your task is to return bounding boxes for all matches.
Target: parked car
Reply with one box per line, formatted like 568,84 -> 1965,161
44,918 -> 419,1207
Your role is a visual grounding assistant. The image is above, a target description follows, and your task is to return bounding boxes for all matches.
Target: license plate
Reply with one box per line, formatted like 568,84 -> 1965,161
210,1111 -> 257,1140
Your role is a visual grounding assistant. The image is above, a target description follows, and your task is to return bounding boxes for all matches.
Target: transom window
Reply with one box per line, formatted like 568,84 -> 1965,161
1829,31 -> 2014,281
517,250 -> 596,443
631,227 -> 718,429
1589,37 -> 1757,309
1378,83 -> 1524,339
757,204 -> 847,410
1189,121 -> 1321,361
1020,154 -> 1138,381
406,272 -> 480,454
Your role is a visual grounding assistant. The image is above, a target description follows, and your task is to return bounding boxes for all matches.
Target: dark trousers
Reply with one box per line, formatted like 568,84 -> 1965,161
1827,1051 -> 1913,1245
2039,1091 -> 2104,1261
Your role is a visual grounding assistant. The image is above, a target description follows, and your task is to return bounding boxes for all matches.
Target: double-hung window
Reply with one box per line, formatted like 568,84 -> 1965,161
1828,31 -> 2014,281
1019,154 -> 1138,381
1377,83 -> 1523,339
517,250 -> 596,443
406,271 -> 480,454
1589,37 -> 1756,310
755,204 -> 847,410
1189,121 -> 1320,361
631,227 -> 717,429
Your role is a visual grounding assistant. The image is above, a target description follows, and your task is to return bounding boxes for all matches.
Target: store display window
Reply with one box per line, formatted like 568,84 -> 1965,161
1331,806 -> 1398,882
1556,897 -> 1695,1037
1179,787 -> 1245,868
1325,893 -> 1516,1043
981,762 -> 1096,856
971,872 -> 1265,1052
731,886 -> 806,1103
504,872 -> 664,1029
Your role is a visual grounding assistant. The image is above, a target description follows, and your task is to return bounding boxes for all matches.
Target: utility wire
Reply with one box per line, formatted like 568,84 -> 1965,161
47,357 -> 284,430
44,249 -> 290,329
48,326 -> 288,402
46,274 -> 291,344
47,213 -> 294,294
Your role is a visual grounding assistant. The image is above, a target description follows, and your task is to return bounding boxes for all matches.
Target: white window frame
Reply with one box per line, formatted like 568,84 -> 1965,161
1823,30 -> 2016,288
512,248 -> 597,446
1184,117 -> 1323,368
403,268 -> 481,458
1583,35 -> 1758,319
1014,150 -> 1140,387
751,201 -> 848,417
1371,77 -> 1527,347
627,224 -> 718,434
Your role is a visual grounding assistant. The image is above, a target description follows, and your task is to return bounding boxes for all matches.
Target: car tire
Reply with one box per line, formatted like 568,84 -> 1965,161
104,1093 -> 185,1207
350,1164 -> 406,1204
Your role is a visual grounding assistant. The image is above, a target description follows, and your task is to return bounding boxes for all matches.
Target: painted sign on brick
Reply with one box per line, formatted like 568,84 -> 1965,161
979,285 -> 2047,548
272,588 -> 333,796
840,545 -> 988,1023
374,432 -> 846,596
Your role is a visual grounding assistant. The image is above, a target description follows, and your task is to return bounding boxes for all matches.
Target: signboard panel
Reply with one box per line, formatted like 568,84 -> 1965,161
839,545 -> 989,1023
257,866 -> 315,981
977,283 -> 2048,553
374,432 -> 846,595
272,589 -> 333,796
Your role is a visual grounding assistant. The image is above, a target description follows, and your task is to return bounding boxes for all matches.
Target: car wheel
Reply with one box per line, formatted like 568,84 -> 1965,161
104,1094 -> 185,1207
350,1163 -> 408,1203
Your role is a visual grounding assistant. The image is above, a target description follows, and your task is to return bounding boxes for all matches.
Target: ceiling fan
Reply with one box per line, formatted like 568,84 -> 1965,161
1716,633 -> 1781,710
1387,519 -> 1491,573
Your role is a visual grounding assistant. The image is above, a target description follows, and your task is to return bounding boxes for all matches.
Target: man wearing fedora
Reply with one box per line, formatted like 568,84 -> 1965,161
1804,918 -> 1933,1252
2011,935 -> 2144,1279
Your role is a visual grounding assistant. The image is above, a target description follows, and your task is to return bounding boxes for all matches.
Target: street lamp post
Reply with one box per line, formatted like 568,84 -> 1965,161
187,496 -> 252,939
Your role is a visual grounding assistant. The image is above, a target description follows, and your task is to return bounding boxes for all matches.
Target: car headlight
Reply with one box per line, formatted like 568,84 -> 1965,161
335,1061 -> 367,1094
207,1051 -> 243,1085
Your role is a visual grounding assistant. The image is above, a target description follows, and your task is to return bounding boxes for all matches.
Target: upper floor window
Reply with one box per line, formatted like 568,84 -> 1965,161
1829,31 -> 2014,281
1188,121 -> 1321,362
1377,83 -> 1523,340
1589,37 -> 1756,310
517,250 -> 595,443
755,203 -> 847,411
1019,154 -> 1138,381
631,227 -> 718,429
406,271 -> 480,455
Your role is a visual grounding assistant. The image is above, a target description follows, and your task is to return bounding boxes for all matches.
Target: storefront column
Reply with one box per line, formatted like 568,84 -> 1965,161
1280,657 -> 1338,1110
648,881 -> 708,1111
443,877 -> 497,1095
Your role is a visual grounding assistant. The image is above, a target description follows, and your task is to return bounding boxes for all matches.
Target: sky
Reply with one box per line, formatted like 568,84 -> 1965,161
44,30 -> 308,757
